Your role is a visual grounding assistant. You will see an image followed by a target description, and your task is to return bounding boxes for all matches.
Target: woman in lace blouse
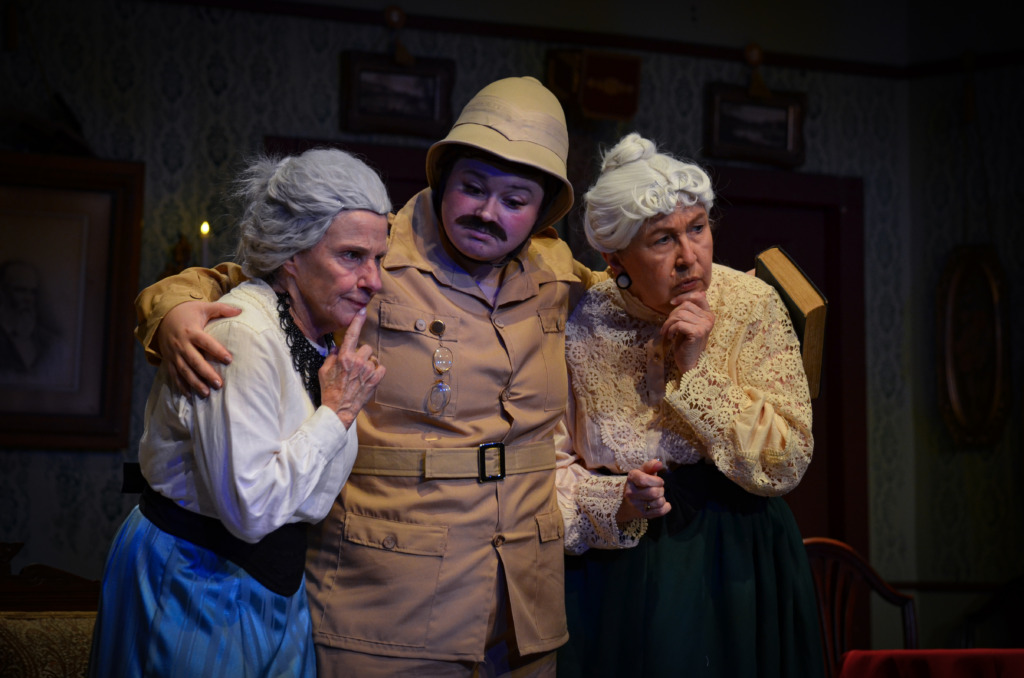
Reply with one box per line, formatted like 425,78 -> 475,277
554,133 -> 824,677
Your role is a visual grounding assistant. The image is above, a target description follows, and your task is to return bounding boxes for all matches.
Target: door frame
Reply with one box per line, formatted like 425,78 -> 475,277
710,165 -> 868,557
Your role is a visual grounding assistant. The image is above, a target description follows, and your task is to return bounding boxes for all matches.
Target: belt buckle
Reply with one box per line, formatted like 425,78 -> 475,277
477,442 -> 506,482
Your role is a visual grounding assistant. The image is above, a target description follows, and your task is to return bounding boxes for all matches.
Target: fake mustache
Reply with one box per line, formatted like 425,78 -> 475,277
455,215 -> 507,242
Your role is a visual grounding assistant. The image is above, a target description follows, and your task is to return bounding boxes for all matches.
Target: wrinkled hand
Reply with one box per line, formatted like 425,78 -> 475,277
157,301 -> 240,396
319,309 -> 386,429
661,290 -> 714,374
617,459 -> 672,524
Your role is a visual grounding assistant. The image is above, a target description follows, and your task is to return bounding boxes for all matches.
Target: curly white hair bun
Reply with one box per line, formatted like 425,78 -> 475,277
600,132 -> 656,173
583,133 -> 715,253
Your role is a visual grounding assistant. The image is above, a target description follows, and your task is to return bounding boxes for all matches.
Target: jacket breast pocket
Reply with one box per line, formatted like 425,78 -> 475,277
317,513 -> 449,649
373,300 -> 460,417
537,306 -> 568,412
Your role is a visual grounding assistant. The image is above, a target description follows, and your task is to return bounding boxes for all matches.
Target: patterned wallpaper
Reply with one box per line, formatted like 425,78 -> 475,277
910,67 -> 1024,583
1,0 -> 1021,644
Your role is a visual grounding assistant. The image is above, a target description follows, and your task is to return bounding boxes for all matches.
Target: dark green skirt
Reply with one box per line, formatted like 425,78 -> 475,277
558,463 -> 825,678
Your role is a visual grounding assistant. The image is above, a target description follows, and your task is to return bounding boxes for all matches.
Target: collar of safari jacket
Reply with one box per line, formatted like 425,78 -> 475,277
384,188 -> 579,305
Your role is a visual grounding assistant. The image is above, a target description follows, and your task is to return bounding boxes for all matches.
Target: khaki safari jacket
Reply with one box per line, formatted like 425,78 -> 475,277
135,188 -> 603,661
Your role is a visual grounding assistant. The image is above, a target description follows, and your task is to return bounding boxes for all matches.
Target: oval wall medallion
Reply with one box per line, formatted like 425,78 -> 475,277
936,244 -> 1010,446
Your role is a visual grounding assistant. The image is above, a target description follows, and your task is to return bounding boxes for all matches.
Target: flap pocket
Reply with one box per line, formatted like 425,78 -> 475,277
379,301 -> 461,341
535,507 -> 564,543
344,513 -> 448,556
537,306 -> 565,333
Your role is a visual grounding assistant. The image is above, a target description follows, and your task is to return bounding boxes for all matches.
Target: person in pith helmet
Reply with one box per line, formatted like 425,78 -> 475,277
133,76 -> 606,676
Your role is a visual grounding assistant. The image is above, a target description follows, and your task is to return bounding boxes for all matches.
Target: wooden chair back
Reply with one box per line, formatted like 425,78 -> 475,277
803,537 -> 918,678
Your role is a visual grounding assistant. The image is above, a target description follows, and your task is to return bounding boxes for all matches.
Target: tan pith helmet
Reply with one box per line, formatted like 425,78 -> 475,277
426,76 -> 574,232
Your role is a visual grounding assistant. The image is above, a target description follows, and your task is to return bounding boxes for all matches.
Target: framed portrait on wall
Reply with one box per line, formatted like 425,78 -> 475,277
341,51 -> 455,138
704,83 -> 806,167
0,153 -> 144,449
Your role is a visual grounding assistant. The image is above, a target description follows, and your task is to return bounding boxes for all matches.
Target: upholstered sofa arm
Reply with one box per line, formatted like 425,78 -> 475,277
0,611 -> 97,678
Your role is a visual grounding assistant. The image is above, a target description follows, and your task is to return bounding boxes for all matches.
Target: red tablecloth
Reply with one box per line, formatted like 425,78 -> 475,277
838,649 -> 1024,678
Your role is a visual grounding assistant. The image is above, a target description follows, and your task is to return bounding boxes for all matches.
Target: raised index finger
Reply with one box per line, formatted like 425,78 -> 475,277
339,308 -> 367,354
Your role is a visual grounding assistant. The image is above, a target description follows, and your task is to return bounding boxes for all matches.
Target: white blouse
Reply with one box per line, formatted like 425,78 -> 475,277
140,279 -> 357,543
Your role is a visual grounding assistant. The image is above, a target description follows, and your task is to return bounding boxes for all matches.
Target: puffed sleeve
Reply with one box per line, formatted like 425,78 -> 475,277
134,262 -> 249,364
189,319 -> 355,543
665,280 -> 813,496
555,383 -> 647,554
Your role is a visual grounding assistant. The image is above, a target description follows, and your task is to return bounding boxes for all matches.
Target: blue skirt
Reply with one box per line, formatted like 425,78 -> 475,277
87,506 -> 315,678
558,463 -> 825,678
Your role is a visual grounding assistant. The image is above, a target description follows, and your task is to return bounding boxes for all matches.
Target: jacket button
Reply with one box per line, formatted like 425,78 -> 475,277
382,535 -> 397,550
492,534 -> 505,547
415,319 -> 426,331
493,319 -> 504,329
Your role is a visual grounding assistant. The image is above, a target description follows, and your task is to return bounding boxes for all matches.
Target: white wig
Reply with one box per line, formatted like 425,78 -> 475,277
234,148 -> 391,279
583,133 -> 714,253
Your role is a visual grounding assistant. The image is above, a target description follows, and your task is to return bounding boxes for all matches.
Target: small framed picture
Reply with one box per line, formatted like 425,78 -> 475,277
0,153 -> 143,449
704,83 -> 806,167
341,51 -> 455,138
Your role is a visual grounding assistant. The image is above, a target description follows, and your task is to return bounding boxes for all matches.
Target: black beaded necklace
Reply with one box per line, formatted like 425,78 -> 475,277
275,291 -> 333,407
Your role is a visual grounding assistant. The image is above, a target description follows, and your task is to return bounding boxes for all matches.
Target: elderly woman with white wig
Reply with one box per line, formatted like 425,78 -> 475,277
88,148 -> 390,678
555,133 -> 824,677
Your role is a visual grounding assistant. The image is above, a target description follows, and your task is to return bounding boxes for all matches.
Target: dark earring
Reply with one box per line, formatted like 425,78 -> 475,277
615,272 -> 632,289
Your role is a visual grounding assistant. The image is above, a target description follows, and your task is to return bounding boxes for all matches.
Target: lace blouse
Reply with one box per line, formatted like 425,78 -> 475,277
555,264 -> 813,555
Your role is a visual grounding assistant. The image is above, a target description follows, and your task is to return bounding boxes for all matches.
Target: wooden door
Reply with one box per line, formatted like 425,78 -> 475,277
709,165 -> 869,557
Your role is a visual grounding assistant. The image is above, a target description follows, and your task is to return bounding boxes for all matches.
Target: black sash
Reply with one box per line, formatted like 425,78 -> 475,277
139,484 -> 307,596
652,462 -> 768,537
